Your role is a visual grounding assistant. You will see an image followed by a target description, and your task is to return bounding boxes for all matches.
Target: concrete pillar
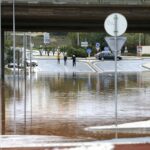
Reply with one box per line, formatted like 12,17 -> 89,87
0,0 -> 1,80
0,29 -> 5,134
0,82 -> 5,135
1,30 -> 4,80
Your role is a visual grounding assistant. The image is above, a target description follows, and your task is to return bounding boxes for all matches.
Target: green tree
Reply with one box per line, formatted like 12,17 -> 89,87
67,32 -> 107,54
47,46 -> 54,56
125,33 -> 144,54
60,46 -> 68,55
35,46 -> 43,56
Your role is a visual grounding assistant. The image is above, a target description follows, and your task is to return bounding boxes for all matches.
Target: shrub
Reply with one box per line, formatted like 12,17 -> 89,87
142,54 -> 150,57
65,46 -> 87,57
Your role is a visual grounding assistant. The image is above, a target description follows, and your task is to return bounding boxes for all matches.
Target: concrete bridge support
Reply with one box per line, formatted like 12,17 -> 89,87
0,30 -> 4,80
0,81 -> 5,135
0,29 -> 5,134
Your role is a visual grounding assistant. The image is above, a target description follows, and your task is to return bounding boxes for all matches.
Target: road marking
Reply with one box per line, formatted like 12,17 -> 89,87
84,62 -> 96,72
93,62 -> 104,72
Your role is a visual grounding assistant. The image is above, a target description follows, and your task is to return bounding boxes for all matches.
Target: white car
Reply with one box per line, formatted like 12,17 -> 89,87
7,63 -> 19,68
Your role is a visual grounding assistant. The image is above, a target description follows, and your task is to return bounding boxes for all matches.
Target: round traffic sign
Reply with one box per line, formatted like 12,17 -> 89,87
104,13 -> 127,36
96,42 -> 100,47
86,48 -> 92,54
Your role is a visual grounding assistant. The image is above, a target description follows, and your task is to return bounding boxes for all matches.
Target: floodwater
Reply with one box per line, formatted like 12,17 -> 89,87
1,71 -> 150,140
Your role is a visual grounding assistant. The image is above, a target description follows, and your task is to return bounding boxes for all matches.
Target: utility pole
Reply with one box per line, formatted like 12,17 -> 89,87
139,33 -> 142,46
77,32 -> 80,46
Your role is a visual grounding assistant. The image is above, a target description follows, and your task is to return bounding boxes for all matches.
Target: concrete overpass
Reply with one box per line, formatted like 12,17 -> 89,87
2,3 -> 150,32
1,2 -> 150,80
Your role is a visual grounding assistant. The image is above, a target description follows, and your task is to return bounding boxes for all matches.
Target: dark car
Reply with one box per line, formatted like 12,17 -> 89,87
26,60 -> 38,67
96,52 -> 122,61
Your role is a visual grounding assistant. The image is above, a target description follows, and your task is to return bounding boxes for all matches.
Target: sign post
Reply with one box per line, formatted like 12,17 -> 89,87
137,46 -> 142,57
86,48 -> 92,58
43,32 -> 50,44
95,42 -> 100,51
81,41 -> 88,47
104,13 -> 127,138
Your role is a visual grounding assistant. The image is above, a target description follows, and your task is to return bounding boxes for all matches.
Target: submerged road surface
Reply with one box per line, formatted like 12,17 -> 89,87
35,59 -> 95,73
1,58 -> 150,149
34,58 -> 150,73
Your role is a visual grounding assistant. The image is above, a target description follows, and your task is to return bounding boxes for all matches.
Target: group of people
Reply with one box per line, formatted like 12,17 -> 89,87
57,52 -> 76,67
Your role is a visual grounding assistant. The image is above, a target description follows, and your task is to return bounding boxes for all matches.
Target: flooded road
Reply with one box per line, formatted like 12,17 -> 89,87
1,70 -> 150,140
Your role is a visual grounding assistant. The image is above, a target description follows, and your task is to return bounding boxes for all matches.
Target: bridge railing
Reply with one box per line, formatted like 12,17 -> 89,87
2,0 -> 150,5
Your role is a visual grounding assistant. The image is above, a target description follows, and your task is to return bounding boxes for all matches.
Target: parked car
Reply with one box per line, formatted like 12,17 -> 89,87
95,51 -> 122,60
26,60 -> 38,67
7,63 -> 20,68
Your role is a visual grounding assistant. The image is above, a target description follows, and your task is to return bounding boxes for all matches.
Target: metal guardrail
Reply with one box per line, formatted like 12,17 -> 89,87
1,0 -> 150,5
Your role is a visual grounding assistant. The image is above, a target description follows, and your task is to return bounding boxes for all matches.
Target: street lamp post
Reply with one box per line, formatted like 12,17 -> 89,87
139,33 -> 142,46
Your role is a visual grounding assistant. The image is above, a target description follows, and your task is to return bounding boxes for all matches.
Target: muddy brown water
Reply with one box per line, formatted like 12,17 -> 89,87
1,71 -> 150,140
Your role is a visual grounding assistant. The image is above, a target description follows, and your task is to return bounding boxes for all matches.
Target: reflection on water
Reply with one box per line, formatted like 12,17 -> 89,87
0,81 -> 5,135
1,72 -> 150,140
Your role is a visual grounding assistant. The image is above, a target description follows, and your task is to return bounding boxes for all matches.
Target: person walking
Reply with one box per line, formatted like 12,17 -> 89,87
72,55 -> 76,67
57,51 -> 60,64
64,54 -> 67,65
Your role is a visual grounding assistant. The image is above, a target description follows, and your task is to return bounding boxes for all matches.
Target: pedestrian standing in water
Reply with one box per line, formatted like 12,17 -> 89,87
72,55 -> 76,67
64,53 -> 67,65
57,51 -> 60,64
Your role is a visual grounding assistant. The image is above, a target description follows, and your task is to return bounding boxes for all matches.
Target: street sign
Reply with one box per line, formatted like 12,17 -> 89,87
104,14 -> 128,131
44,32 -> 50,44
105,36 -> 127,52
96,42 -> 100,48
81,41 -> 88,47
95,42 -> 100,51
86,48 -> 92,54
104,13 -> 127,36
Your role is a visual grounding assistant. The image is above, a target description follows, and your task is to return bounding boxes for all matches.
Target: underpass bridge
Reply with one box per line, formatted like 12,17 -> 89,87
1,0 -> 150,32
1,0 -> 150,79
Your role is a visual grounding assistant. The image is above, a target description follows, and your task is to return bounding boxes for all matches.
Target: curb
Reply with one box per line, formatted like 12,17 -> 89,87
142,63 -> 150,70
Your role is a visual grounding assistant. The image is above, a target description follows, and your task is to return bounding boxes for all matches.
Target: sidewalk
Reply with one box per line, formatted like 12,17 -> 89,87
142,63 -> 150,70
1,144 -> 150,150
33,54 -> 144,60
1,135 -> 150,150
33,55 -> 97,60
